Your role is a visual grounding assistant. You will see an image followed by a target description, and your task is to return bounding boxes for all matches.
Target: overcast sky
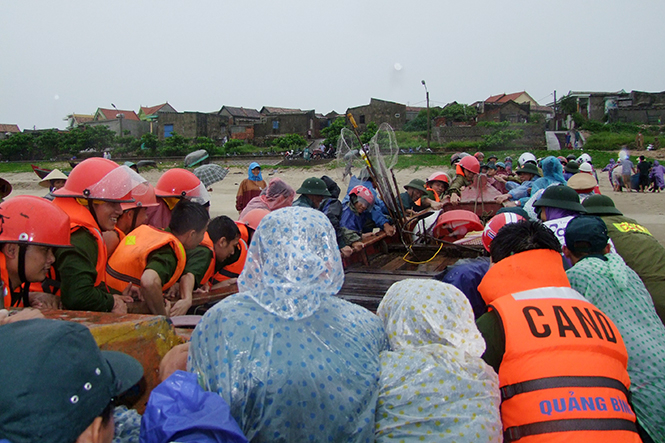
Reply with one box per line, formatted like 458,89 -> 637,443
2,0 -> 663,130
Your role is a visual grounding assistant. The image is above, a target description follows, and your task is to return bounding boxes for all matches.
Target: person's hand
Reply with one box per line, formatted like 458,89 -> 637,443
122,282 -> 140,302
351,241 -> 364,252
164,284 -> 180,300
164,299 -> 172,318
495,194 -> 510,203
340,246 -> 354,257
428,201 -> 444,211
29,292 -> 61,310
450,194 -> 461,205
502,200 -> 518,207
0,308 -> 45,325
111,294 -> 128,314
159,342 -> 190,383
169,298 -> 192,317
382,223 -> 396,237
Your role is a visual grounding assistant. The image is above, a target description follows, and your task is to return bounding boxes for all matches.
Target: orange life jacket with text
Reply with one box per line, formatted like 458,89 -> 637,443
198,233 -> 217,286
105,225 -> 186,293
211,238 -> 248,283
53,197 -> 108,288
479,249 -> 639,443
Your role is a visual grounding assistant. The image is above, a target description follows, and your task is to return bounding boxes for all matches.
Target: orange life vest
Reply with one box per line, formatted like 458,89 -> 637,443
53,197 -> 108,287
0,253 -> 17,308
415,186 -> 441,206
198,233 -> 217,286
211,239 -> 248,283
479,249 -> 639,443
105,225 -> 186,293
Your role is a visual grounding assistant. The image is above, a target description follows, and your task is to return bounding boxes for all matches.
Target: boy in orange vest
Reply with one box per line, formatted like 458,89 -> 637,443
106,200 -> 210,316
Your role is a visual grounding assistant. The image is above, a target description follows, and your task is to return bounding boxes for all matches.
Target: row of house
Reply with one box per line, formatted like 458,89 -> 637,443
3,90 -> 663,144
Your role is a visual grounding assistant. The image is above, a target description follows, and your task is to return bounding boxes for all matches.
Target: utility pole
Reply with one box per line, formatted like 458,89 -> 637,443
111,103 -> 125,137
553,90 -> 557,131
421,80 -> 430,150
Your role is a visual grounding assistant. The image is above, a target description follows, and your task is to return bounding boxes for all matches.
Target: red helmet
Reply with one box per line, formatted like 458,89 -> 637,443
155,168 -> 210,205
53,157 -> 145,203
482,212 -> 526,252
349,185 -> 374,206
432,210 -> 483,242
459,155 -> 480,174
239,208 -> 270,231
120,183 -> 159,211
0,196 -> 71,248
426,171 -> 450,185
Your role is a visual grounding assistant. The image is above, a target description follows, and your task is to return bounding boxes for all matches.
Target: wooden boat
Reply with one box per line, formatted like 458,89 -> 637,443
31,164 -> 51,179
43,310 -> 183,413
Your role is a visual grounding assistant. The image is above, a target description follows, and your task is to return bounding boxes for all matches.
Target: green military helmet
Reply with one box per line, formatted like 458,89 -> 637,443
403,178 -> 427,193
296,177 -> 331,196
533,185 -> 587,213
581,194 -> 623,216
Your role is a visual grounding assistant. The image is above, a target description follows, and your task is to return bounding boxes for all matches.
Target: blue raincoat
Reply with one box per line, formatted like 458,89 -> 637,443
189,207 -> 387,442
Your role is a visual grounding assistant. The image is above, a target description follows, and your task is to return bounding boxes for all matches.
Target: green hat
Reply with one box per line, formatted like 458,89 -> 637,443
296,177 -> 331,196
0,319 -> 143,443
565,161 -> 579,174
565,215 -> 609,254
514,163 -> 541,176
533,185 -> 587,213
582,194 -> 623,216
403,178 -> 427,193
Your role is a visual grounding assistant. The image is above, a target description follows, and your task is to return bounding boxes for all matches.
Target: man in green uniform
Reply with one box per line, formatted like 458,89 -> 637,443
582,194 -> 665,325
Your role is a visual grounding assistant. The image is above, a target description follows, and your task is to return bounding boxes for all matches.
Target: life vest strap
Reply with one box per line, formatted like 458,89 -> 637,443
505,418 -> 637,442
106,264 -> 142,286
218,268 -> 240,279
501,375 -> 630,401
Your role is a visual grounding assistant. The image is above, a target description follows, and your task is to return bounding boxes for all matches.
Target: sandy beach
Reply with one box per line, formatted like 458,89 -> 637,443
6,161 -> 665,245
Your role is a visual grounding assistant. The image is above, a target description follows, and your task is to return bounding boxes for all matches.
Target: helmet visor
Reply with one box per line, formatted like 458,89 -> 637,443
87,166 -> 148,202
185,182 -> 211,205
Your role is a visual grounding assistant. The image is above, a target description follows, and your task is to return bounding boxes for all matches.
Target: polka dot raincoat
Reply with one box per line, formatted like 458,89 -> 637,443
189,207 -> 387,442
375,279 -> 502,442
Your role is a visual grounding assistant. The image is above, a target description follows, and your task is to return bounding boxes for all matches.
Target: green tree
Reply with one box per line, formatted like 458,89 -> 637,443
321,117 -> 347,149
139,133 -> 159,155
158,132 -> 191,156
441,103 -> 476,122
360,122 -> 378,144
271,133 -> 307,152
62,126 -> 116,156
35,130 -> 62,160
192,136 -> 219,155
0,133 -> 35,161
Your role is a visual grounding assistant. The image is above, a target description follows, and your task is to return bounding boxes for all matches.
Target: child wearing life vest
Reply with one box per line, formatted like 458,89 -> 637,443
146,168 -> 211,230
209,208 -> 268,287
106,200 -> 210,316
446,155 -> 480,205
0,196 -> 72,314
52,158 -> 147,313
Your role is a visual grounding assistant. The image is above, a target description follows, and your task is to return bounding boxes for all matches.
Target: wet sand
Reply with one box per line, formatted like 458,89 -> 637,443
6,162 -> 665,245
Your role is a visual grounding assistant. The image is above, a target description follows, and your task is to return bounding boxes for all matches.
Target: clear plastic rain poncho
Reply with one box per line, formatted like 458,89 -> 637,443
189,207 -> 387,443
375,279 -> 502,443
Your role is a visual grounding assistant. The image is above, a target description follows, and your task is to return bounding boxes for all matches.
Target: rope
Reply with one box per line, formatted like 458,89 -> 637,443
402,242 -> 444,264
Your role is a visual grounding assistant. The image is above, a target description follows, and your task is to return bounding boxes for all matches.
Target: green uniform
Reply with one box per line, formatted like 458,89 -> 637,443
446,174 -> 472,197
184,245 -> 214,288
55,229 -> 114,312
601,214 -> 665,324
144,245 -> 178,289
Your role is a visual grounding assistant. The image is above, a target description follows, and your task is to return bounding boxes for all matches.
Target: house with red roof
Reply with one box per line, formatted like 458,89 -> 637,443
476,91 -> 552,123
94,108 -> 140,122
138,103 -> 177,121
0,124 -> 20,140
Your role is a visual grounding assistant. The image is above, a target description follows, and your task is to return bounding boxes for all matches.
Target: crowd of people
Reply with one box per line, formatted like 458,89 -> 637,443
0,149 -> 664,443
